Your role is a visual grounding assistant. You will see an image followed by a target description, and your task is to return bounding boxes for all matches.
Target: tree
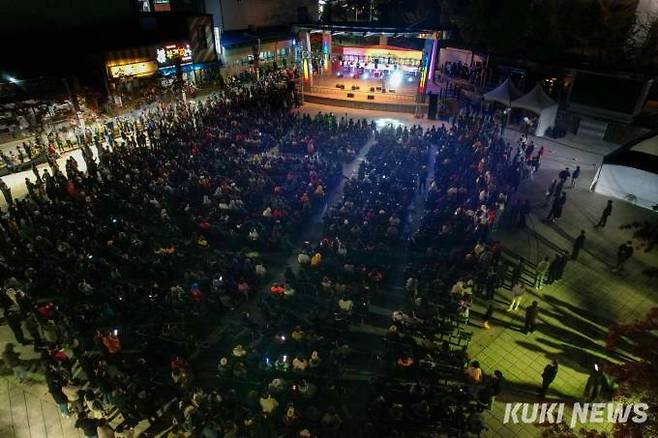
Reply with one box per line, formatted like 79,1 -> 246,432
605,307 -> 658,437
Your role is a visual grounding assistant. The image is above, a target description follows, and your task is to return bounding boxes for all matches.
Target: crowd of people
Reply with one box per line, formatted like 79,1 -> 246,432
439,61 -> 486,86
0,72 -> 540,436
0,62 -> 643,437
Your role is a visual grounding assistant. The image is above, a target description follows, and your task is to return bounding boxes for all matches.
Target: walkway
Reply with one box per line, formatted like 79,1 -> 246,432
469,128 -> 658,437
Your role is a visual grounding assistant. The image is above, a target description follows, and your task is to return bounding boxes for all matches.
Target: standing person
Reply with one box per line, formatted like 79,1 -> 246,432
543,179 -> 557,207
546,254 -> 561,284
510,258 -> 524,287
524,301 -> 540,334
534,256 -> 550,290
595,200 -> 613,228
572,230 -> 586,260
540,360 -> 559,396
614,241 -> 634,272
555,251 -> 570,282
546,192 -> 566,222
570,166 -> 580,188
558,167 -> 570,183
517,199 -> 531,229
507,283 -> 526,312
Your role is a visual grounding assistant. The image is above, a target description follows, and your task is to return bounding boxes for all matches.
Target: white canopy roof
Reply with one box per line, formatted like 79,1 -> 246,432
511,84 -> 557,113
483,77 -> 523,107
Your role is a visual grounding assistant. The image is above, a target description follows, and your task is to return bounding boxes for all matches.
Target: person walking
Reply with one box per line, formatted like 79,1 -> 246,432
546,192 -> 566,222
524,301 -> 540,334
595,200 -> 613,228
570,166 -> 580,188
540,360 -> 559,396
507,283 -> 526,312
572,230 -> 586,260
613,241 -> 634,272
535,256 -> 550,290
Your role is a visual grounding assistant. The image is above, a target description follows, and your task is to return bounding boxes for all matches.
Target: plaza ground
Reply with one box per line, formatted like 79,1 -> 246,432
1,102 -> 656,438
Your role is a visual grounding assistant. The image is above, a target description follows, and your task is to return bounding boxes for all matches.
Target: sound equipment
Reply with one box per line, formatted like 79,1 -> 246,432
428,93 -> 438,120
367,95 -> 375,100
347,93 -> 355,98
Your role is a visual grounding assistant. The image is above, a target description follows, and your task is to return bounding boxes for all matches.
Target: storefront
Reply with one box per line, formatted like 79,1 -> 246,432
105,41 -> 219,106
220,29 -> 295,76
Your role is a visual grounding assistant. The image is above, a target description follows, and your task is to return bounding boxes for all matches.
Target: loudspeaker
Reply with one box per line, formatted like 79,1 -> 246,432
428,93 -> 438,120
370,87 -> 375,92
347,93 -> 355,98
367,95 -> 375,100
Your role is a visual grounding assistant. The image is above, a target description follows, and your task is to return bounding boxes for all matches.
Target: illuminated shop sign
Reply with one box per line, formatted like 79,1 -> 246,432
109,61 -> 158,78
154,0 -> 171,12
156,43 -> 193,67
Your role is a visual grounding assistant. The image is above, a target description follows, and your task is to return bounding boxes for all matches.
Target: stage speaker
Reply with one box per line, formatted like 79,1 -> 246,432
352,85 -> 360,91
428,93 -> 439,120
376,86 -> 382,91
370,87 -> 375,93
367,95 -> 375,100
347,93 -> 355,98
388,89 -> 395,93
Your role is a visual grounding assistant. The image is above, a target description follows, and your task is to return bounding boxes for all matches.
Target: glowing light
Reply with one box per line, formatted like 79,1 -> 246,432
362,72 -> 369,80
390,70 -> 403,88
6,75 -> 19,84
407,76 -> 414,83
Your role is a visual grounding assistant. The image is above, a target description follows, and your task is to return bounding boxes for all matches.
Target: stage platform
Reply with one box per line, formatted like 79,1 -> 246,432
305,75 -> 426,114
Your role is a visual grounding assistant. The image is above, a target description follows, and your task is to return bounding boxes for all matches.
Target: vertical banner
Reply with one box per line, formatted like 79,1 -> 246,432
322,32 -> 332,74
418,38 -> 437,95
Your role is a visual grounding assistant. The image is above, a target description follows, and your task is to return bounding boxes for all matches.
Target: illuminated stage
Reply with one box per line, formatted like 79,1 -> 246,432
305,74 -> 425,113
295,23 -> 448,114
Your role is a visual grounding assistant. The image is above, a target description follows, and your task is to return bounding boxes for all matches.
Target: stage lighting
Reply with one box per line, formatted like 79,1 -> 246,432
390,70 -> 403,88
407,76 -> 414,83
362,72 -> 369,80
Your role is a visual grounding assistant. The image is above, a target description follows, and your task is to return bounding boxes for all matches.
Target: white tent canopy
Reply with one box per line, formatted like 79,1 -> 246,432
483,77 -> 523,107
511,84 -> 558,137
591,131 -> 658,210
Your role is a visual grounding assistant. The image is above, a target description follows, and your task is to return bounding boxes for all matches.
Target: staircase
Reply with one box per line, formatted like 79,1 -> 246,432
577,117 -> 608,141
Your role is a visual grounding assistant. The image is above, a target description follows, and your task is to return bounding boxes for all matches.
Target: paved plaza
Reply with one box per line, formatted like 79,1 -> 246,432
1,103 -> 656,437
